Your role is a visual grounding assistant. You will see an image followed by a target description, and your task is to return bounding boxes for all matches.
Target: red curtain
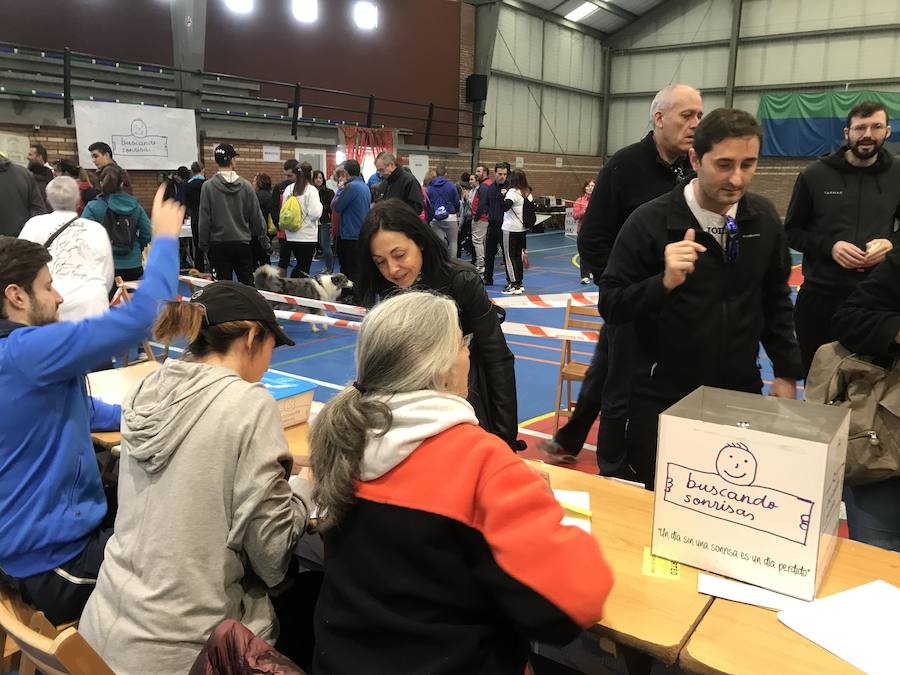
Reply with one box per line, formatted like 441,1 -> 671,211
339,126 -> 393,164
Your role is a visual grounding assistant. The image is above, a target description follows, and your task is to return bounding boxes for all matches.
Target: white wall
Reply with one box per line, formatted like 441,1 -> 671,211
606,0 -> 900,154
483,6 -> 605,155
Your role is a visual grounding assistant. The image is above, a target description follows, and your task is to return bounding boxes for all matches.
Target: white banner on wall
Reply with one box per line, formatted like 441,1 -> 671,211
407,154 -> 429,183
0,132 -> 30,166
74,101 -> 198,171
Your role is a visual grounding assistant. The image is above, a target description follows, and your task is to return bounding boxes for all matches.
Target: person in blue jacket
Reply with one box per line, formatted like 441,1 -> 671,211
426,166 -> 462,258
82,164 -> 152,282
0,186 -> 183,625
331,159 -> 371,283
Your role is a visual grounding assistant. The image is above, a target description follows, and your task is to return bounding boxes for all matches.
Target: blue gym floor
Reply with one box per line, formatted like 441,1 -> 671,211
170,231 -> 798,433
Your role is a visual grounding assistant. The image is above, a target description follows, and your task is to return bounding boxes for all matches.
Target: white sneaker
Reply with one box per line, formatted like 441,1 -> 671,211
581,276 -> 591,284
511,285 -> 524,295
501,284 -> 516,295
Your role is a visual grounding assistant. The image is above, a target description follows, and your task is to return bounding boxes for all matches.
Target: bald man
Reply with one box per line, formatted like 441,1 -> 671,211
541,84 -> 703,477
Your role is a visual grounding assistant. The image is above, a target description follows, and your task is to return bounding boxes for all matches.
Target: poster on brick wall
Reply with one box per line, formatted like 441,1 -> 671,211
0,132 -> 30,166
74,101 -> 198,171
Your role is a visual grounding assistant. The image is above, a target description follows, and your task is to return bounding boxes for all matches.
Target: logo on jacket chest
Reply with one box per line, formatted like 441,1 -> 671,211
822,190 -> 843,195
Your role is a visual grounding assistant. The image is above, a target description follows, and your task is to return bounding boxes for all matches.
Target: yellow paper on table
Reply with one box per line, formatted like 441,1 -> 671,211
642,546 -> 681,580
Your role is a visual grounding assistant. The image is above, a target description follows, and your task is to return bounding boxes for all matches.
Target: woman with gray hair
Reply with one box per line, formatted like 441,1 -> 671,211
309,291 -> 613,674
18,175 -> 114,322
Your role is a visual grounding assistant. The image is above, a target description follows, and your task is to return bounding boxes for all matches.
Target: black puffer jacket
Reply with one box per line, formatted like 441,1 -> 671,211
833,247 -> 900,359
374,167 -> 423,216
599,184 -> 802,404
784,147 -> 900,293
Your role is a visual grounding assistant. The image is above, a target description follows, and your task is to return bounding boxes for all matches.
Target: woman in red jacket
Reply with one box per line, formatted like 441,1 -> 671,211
574,179 -> 594,284
309,291 -> 613,674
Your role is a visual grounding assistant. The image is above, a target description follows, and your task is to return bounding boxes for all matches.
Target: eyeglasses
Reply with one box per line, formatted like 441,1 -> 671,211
724,215 -> 739,264
849,123 -> 888,134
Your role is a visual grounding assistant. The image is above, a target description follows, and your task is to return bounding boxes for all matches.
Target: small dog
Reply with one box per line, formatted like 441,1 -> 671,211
253,265 -> 353,333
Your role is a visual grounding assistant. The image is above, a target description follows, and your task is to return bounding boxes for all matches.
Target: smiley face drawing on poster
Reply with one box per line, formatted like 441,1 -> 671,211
664,442 -> 815,545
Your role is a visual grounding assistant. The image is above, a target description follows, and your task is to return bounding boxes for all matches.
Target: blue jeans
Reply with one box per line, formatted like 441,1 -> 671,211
318,222 -> 334,273
845,477 -> 900,552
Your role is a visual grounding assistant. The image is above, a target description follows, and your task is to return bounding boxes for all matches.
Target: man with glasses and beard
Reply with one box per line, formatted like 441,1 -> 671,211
598,109 -> 802,490
785,100 -> 900,377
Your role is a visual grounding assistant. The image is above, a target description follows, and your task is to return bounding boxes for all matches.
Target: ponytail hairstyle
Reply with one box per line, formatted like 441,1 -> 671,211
292,161 -> 313,197
152,302 -> 274,358
309,291 -> 461,530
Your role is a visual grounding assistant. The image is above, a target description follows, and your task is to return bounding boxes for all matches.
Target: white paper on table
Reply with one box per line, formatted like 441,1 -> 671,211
777,579 -> 900,674
552,489 -> 590,512
553,489 -> 591,533
561,516 -> 591,533
698,573 -> 810,612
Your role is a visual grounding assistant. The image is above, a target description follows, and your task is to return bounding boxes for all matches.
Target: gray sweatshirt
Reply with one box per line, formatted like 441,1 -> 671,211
197,171 -> 266,249
79,359 -> 311,675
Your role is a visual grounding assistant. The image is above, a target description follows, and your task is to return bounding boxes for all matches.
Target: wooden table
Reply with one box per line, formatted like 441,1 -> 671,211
88,361 -> 315,457
88,361 -> 160,450
536,463 -> 713,664
680,537 -> 900,674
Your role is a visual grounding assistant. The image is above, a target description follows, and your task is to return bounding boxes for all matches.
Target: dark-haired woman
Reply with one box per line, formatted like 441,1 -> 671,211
254,172 -> 275,268
500,168 -> 532,295
79,281 -> 314,674
356,198 -> 524,451
313,169 -> 335,273
278,162 -> 323,278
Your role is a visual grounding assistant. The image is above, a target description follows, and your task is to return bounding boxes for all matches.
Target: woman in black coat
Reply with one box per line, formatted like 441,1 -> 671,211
356,199 -> 524,451
253,173 -> 275,268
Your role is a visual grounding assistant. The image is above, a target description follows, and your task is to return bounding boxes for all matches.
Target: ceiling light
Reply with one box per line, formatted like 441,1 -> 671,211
225,0 -> 253,14
564,1 -> 599,22
292,0 -> 318,23
354,2 -> 378,30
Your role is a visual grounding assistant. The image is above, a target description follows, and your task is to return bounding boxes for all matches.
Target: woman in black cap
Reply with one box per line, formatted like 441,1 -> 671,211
80,280 -> 315,674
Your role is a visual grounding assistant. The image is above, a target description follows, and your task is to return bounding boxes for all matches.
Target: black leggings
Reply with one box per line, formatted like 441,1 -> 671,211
279,241 -> 317,278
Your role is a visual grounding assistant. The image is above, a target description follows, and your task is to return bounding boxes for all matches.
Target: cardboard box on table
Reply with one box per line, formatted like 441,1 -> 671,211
651,387 -> 849,601
261,371 -> 316,428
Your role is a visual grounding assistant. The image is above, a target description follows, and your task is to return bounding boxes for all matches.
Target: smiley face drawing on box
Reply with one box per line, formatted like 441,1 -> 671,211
715,442 -> 758,486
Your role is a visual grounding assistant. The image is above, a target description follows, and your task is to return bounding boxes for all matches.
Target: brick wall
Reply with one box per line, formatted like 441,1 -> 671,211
2,121 -> 813,218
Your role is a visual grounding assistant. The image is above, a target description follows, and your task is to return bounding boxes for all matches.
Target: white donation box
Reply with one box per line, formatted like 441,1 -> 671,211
651,386 -> 849,600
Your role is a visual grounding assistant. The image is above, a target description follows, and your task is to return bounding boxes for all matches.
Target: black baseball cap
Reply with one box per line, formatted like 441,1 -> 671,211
214,143 -> 239,166
190,281 -> 295,347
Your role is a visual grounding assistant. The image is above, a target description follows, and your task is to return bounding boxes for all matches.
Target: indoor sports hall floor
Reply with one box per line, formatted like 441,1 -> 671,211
169,230 -> 805,475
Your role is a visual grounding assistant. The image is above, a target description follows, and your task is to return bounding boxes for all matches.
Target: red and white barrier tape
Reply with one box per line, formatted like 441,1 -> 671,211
179,275 -> 367,317
178,277 -> 599,341
491,291 -> 599,309
502,321 -> 599,343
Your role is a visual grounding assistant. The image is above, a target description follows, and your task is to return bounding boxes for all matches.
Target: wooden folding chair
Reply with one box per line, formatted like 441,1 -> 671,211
552,300 -> 603,435
110,276 -> 162,365
0,588 -> 112,675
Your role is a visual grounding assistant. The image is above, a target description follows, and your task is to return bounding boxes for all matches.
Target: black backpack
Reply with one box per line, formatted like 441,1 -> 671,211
101,199 -> 138,253
522,195 -> 537,230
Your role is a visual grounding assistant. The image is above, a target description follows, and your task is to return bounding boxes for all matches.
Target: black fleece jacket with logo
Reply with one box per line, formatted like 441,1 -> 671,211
599,185 -> 802,404
784,147 -> 900,293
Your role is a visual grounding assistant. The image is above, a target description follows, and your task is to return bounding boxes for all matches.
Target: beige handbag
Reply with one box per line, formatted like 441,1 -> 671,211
805,341 -> 900,486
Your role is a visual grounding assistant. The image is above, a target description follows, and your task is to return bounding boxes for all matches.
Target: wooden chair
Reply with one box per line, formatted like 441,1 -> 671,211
110,276 -> 162,365
552,300 -> 603,435
0,588 -> 112,675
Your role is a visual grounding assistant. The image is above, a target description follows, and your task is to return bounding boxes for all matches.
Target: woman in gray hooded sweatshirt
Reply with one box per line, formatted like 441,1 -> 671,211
79,281 -> 313,675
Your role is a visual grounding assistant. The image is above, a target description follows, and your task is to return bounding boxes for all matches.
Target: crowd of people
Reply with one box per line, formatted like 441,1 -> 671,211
0,84 -> 898,673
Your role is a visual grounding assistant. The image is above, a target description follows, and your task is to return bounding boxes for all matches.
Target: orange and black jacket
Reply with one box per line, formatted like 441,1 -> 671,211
313,424 -> 614,674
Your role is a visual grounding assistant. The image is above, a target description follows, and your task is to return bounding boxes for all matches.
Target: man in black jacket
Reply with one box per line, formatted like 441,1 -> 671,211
599,108 -> 802,489
373,152 -> 423,216
785,100 -> 900,377
475,162 -> 510,286
541,85 -> 702,473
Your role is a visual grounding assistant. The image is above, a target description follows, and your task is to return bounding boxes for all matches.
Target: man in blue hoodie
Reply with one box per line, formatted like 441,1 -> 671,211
0,186 -> 183,624
427,166 -> 462,258
331,159 -> 371,282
